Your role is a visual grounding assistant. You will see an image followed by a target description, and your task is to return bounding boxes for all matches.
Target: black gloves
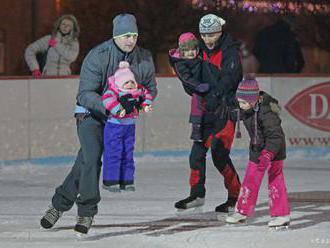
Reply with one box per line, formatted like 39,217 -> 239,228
118,94 -> 135,114
134,95 -> 144,110
118,94 -> 145,114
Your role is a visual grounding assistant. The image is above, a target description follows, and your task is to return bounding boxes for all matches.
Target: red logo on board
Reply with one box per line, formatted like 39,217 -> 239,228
285,82 -> 330,132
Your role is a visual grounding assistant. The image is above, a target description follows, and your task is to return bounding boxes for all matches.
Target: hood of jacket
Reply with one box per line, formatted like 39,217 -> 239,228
259,91 -> 281,115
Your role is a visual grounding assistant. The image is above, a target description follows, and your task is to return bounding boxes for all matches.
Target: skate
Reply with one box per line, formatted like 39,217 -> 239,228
120,184 -> 135,192
124,184 -> 136,192
268,216 -> 290,230
74,216 -> 94,234
40,204 -> 63,229
225,212 -> 247,224
215,197 -> 237,213
102,184 -> 121,192
174,195 -> 205,211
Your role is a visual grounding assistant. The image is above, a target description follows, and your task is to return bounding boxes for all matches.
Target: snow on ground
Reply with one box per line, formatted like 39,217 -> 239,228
0,154 -> 329,248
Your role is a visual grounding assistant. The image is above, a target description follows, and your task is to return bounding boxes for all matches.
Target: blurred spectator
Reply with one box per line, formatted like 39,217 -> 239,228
240,41 -> 259,74
253,18 -> 305,73
24,14 -> 80,78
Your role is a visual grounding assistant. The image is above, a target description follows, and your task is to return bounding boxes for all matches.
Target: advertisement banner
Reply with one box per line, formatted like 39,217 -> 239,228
271,77 -> 330,147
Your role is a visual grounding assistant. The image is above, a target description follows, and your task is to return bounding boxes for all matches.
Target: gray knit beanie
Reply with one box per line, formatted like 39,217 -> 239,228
113,13 -> 138,38
199,14 -> 226,34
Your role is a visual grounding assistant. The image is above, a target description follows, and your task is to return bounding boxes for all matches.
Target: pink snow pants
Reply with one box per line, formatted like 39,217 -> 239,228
235,160 -> 290,217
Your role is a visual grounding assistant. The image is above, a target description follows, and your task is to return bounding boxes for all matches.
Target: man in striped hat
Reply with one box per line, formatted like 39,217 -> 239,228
175,13 -> 243,213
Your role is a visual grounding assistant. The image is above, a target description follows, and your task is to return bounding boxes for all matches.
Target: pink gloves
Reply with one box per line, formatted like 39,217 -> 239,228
258,150 -> 274,168
32,69 -> 42,78
48,38 -> 57,47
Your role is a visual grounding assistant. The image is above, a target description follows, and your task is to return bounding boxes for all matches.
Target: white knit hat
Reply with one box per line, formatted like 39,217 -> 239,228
199,14 -> 226,34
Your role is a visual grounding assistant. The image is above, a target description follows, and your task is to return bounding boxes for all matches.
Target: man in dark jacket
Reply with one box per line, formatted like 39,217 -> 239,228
174,14 -> 242,212
253,18 -> 305,73
40,13 -> 157,234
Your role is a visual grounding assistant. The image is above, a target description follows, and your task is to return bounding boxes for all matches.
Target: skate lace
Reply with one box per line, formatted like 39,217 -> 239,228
76,216 -> 93,227
44,206 -> 62,224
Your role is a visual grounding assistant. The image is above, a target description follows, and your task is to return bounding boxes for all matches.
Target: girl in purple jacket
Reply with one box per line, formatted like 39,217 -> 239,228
102,61 -> 153,192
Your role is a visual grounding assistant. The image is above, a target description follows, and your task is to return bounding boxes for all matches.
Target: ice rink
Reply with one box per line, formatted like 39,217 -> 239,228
0,152 -> 329,248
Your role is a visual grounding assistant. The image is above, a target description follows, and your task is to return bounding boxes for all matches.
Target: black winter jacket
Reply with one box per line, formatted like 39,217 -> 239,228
231,92 -> 286,162
200,32 -> 242,126
168,50 -> 224,113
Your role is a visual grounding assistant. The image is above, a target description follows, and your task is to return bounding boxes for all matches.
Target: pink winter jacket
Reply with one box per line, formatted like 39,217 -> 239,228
102,76 -> 153,119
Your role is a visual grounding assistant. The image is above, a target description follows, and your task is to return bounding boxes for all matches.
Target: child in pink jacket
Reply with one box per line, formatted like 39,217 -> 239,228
102,61 -> 152,192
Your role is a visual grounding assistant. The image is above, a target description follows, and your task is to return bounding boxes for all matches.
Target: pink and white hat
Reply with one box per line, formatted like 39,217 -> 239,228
114,61 -> 137,89
178,32 -> 199,53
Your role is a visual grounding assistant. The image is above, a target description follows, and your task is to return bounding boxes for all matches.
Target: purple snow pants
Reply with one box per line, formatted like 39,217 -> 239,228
235,160 -> 290,217
103,122 -> 136,186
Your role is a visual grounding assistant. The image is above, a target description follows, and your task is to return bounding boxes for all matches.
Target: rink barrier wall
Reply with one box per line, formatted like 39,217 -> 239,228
0,75 -> 330,161
1,147 -> 329,167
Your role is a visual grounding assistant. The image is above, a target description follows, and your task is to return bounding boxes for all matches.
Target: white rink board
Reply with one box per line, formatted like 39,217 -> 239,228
0,76 -> 329,161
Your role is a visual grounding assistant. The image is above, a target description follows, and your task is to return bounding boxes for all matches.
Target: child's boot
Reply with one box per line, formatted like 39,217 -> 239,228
225,212 -> 247,224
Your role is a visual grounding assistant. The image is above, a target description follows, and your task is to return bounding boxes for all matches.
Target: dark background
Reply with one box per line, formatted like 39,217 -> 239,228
0,0 -> 329,75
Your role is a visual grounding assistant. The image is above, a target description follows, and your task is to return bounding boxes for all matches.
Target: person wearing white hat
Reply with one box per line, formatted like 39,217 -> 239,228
174,13 -> 243,213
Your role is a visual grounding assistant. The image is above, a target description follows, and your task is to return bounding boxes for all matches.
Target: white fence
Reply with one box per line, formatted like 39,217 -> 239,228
0,75 -> 329,161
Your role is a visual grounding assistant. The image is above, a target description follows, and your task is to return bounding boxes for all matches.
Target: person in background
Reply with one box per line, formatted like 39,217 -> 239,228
226,74 -> 290,228
240,41 -> 259,74
253,18 -> 305,73
39,13 -> 157,235
24,14 -> 80,77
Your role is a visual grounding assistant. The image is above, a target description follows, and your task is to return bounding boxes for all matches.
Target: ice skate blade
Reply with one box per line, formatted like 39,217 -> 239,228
217,214 -> 227,222
269,223 -> 290,231
217,213 -> 246,222
225,219 -> 247,225
75,230 -> 94,240
175,206 -> 204,216
225,220 -> 247,227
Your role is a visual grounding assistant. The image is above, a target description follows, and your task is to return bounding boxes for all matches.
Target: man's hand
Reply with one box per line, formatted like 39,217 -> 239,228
143,105 -> 152,113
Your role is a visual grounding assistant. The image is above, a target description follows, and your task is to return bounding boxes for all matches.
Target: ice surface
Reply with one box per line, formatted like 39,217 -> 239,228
0,155 -> 329,248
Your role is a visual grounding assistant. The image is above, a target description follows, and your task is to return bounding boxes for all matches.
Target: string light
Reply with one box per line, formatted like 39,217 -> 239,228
192,0 -> 330,15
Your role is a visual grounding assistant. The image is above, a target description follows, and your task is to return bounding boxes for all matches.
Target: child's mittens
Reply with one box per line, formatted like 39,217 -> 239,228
119,109 -> 126,118
258,150 -> 274,169
119,94 -> 135,114
143,105 -> 152,113
195,83 -> 210,93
